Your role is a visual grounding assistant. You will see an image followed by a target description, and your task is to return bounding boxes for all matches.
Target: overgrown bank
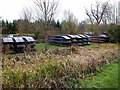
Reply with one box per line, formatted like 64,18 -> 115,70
2,43 -> 118,88
62,61 -> 118,88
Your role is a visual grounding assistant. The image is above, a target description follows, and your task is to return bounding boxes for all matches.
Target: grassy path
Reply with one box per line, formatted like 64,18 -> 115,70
66,61 -> 118,88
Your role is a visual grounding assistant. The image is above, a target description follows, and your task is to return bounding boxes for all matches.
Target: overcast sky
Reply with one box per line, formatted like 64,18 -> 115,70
0,0 -> 119,22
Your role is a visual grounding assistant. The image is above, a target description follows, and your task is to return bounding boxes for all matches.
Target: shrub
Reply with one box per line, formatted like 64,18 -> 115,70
108,25 -> 120,43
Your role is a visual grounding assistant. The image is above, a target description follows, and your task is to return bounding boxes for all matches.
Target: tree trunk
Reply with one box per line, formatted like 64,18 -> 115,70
44,22 -> 49,51
44,1 -> 49,52
45,37 -> 48,52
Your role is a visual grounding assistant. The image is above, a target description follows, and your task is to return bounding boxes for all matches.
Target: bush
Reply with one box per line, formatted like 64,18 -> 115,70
108,25 -> 120,43
33,31 -> 40,39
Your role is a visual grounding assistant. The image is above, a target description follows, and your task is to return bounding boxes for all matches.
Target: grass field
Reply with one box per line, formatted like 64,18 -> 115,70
35,43 -> 101,51
65,61 -> 118,88
35,43 -> 66,50
80,61 -> 118,88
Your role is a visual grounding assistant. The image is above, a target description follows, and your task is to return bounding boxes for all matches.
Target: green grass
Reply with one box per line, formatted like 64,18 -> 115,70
68,61 -> 118,88
35,43 -> 67,50
35,43 -> 116,51
35,43 -> 96,50
35,43 -> 114,50
80,62 -> 118,88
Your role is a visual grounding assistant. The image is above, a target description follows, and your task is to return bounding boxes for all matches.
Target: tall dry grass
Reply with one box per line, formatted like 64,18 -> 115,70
2,43 -> 118,88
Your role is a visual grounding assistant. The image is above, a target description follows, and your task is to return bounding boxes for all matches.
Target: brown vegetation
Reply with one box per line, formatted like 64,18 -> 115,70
2,43 -> 118,88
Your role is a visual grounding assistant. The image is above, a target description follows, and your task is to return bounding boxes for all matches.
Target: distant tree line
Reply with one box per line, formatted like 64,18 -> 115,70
2,20 -> 17,34
1,0 -> 120,44
2,19 -> 120,43
1,19 -> 61,37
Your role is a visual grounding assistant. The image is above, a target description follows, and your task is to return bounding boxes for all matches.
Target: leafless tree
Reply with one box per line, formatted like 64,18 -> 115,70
61,10 -> 78,34
16,19 -> 35,34
20,7 -> 33,21
84,0 -> 114,34
85,0 -> 110,25
101,2 -> 117,24
33,0 -> 59,51
17,7 -> 35,34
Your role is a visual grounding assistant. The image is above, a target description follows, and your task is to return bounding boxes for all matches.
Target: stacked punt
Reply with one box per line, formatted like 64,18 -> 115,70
48,34 -> 90,46
87,34 -> 109,43
2,36 -> 36,54
48,35 -> 71,46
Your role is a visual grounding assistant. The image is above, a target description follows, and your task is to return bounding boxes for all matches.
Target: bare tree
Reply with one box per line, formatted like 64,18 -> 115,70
20,7 -> 33,21
85,0 -> 110,25
17,7 -> 35,34
61,10 -> 78,34
16,19 -> 35,34
101,2 -> 116,24
84,0 -> 113,34
33,0 -> 59,51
